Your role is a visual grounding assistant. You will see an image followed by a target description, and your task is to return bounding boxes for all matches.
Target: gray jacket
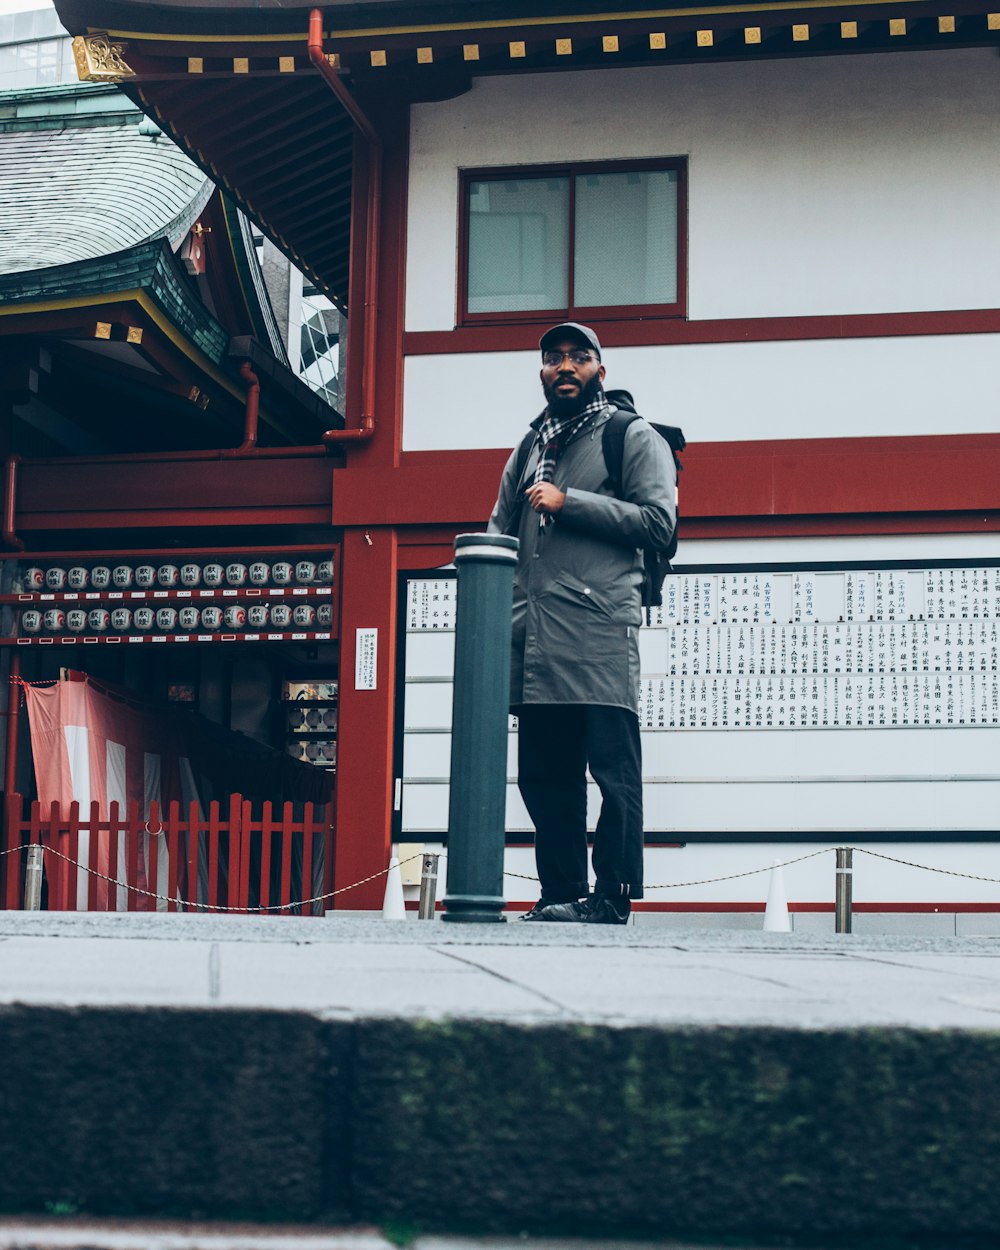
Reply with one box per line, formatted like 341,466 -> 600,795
487,406 -> 677,712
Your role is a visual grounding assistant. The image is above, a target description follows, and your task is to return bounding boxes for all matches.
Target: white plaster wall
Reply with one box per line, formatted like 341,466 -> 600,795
407,48 -> 1000,329
402,332 -> 1000,450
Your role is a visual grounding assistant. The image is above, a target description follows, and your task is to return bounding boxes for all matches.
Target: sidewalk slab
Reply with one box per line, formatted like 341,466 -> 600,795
0,1220 -> 803,1250
2,915 -> 1000,1242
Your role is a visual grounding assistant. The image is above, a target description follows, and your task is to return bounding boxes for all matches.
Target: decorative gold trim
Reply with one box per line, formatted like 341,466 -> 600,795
938,15 -> 955,30
126,326 -> 143,344
744,25 -> 761,40
326,52 -> 341,67
233,56 -> 249,72
95,322 -> 112,340
509,39 -> 526,55
988,12 -> 1000,27
464,43 -> 480,58
841,19 -> 858,34
602,34 -> 620,50
792,21 -> 809,37
187,56 -> 203,72
649,30 -> 667,46
279,55 -> 295,71
889,17 -> 906,33
72,33 -> 135,82
417,45 -> 433,61
371,49 -> 387,65
556,36 -> 573,52
696,27 -> 714,43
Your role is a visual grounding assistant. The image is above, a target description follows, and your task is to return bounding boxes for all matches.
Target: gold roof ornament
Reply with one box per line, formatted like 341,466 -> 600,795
72,33 -> 135,82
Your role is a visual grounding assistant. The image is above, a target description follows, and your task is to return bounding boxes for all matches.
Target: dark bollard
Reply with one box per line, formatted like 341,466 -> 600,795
442,533 -> 519,923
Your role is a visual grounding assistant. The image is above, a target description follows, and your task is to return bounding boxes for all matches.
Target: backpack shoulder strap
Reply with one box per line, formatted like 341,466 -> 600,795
601,409 -> 641,497
513,429 -> 537,489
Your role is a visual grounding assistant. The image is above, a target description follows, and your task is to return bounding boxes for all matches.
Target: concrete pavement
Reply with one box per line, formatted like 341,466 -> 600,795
0,1222 -> 805,1250
3,914 -> 1000,1242
3,911 -> 1000,1027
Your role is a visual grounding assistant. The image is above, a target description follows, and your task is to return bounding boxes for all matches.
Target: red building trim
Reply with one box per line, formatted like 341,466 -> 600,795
332,432 -> 1000,530
404,306 -> 1000,355
615,902 -> 1000,913
332,97 -> 411,908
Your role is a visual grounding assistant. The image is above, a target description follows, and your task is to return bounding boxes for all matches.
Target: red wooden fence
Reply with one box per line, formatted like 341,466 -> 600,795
0,793 -> 334,914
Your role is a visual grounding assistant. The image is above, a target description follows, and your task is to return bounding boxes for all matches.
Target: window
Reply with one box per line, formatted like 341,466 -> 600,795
460,160 -> 685,324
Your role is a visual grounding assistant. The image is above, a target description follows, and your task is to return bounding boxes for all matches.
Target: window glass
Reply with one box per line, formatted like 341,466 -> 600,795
299,292 -> 341,409
467,177 -> 569,313
574,169 -> 678,308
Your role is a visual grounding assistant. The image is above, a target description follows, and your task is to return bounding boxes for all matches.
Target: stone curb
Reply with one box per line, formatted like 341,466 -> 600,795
2,1007 -> 1000,1242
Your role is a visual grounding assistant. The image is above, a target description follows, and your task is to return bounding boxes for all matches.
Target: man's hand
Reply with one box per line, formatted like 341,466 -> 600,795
524,482 -> 567,515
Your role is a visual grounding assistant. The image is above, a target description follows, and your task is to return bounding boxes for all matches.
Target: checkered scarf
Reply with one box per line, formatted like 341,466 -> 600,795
532,393 -> 608,485
528,392 -> 608,525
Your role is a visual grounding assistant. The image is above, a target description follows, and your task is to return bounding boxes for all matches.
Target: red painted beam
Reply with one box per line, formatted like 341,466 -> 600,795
15,457 -> 334,533
332,433 -> 1000,528
404,306 -> 1000,356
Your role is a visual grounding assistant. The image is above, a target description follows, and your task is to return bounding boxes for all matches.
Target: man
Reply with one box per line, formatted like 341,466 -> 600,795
488,323 -> 676,924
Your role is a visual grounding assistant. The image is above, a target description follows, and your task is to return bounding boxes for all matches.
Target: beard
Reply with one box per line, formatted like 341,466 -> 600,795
542,371 -> 604,417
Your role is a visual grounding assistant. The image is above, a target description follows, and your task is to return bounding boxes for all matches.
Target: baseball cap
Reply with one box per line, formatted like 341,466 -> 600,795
539,322 -> 602,359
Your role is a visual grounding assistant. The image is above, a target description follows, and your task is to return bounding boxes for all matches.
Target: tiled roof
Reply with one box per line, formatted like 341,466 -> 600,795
0,84 -> 212,276
0,238 -> 230,364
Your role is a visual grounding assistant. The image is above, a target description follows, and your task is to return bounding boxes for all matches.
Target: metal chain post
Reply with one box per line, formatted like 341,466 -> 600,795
835,846 -> 853,934
418,852 -> 440,920
23,844 -> 43,911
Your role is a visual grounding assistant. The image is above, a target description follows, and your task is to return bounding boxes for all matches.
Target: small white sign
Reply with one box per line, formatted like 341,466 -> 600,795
356,627 -> 378,690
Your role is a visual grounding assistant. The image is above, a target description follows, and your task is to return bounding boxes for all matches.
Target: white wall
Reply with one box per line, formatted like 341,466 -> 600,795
407,48 -> 1000,329
402,49 -> 1000,452
402,332 -> 1000,450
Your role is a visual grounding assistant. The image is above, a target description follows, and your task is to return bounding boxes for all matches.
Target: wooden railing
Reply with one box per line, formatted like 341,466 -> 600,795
1,793 -> 334,914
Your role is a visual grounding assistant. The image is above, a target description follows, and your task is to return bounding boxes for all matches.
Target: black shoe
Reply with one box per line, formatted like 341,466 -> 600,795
527,898 -> 590,922
520,899 -> 570,921
584,893 -> 631,925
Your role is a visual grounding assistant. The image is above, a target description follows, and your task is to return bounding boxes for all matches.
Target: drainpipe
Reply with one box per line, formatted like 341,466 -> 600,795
308,8 -> 378,447
236,360 -> 260,451
2,456 -> 24,553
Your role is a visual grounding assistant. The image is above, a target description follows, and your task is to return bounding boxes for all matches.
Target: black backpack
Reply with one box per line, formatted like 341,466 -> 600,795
511,388 -> 685,610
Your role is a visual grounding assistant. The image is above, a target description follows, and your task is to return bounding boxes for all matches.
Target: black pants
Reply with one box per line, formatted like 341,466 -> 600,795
516,703 -> 644,902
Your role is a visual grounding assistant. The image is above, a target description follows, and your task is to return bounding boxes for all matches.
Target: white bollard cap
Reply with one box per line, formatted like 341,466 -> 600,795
763,858 -> 791,933
381,855 -> 407,921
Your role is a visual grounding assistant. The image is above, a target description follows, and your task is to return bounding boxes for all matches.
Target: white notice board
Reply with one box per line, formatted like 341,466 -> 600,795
398,564 -> 1000,838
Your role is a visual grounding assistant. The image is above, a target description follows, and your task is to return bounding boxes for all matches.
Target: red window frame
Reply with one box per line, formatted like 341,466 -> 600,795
457,157 -> 688,328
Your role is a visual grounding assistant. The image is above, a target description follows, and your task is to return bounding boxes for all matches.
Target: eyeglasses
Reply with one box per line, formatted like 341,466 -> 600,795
542,349 -> 596,367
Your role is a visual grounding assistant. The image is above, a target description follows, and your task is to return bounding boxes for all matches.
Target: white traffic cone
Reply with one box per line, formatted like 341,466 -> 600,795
763,859 -> 791,932
381,855 -> 407,920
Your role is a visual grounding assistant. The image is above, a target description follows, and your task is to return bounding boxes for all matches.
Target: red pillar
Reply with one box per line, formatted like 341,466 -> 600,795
330,95 -> 409,907
333,525 -> 398,907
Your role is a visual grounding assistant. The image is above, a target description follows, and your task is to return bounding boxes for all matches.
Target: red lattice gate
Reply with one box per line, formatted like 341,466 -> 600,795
1,793 -> 334,914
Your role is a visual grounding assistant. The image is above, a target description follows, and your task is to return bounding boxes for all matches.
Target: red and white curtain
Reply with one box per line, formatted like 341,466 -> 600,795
22,675 -> 202,911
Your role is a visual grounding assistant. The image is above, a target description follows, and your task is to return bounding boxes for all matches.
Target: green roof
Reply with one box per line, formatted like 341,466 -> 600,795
0,82 -> 211,276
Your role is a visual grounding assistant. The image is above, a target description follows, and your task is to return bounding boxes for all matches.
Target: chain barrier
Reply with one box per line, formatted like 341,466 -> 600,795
5,842 -> 1000,911
504,846 -> 837,888
2,843 -> 424,914
852,846 -> 1000,886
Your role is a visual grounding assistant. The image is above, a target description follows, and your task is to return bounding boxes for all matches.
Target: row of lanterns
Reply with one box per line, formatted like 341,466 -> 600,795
20,601 -> 335,635
18,559 -> 333,593
286,740 -> 337,765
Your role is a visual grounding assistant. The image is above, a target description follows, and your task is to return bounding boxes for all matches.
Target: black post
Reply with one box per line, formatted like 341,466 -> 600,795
442,533 -> 518,923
